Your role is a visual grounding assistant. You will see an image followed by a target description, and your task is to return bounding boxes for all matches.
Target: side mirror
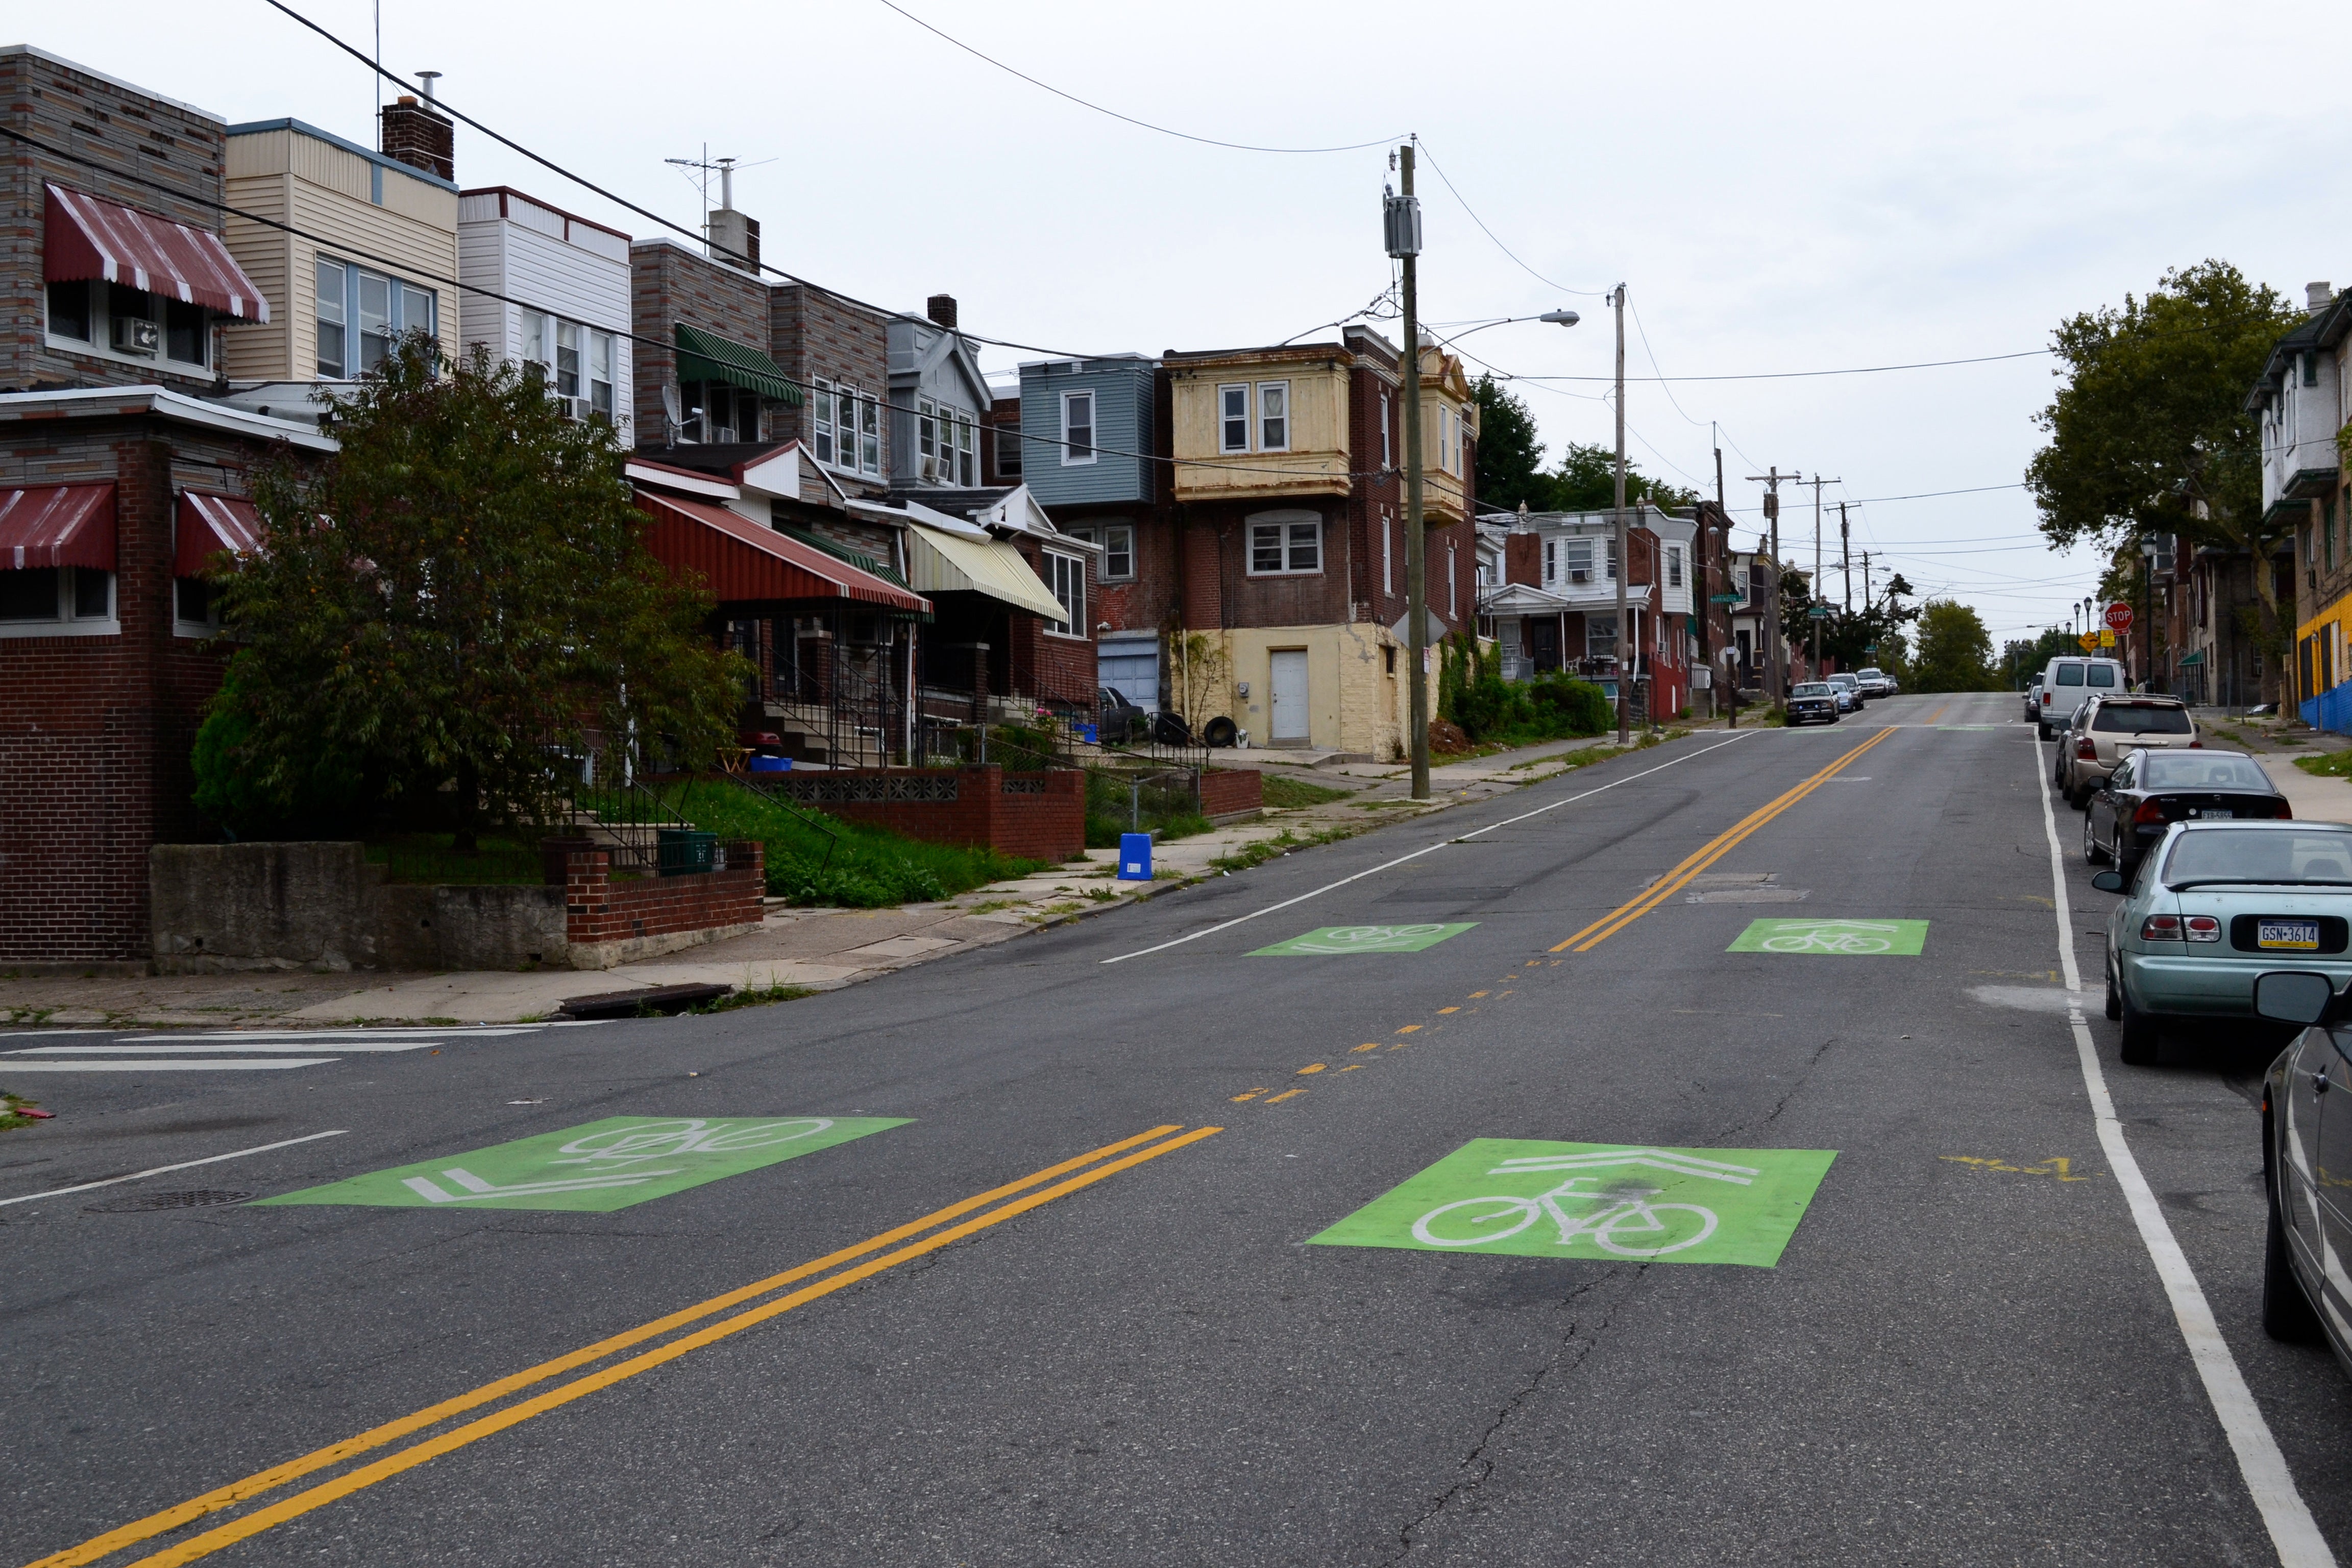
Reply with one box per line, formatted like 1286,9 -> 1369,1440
2255,971 -> 2336,1027
2090,871 -> 2126,893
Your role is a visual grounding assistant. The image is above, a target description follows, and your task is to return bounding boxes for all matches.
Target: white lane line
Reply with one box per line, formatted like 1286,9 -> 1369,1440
120,1028 -> 533,1041
11,1043 -> 441,1056
0,1129 -> 348,1208
2033,739 -> 2336,1566
0,1059 -> 339,1072
1100,730 -> 1760,964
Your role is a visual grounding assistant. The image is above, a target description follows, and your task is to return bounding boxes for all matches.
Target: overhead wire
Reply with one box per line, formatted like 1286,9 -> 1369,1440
1411,139 -> 1606,300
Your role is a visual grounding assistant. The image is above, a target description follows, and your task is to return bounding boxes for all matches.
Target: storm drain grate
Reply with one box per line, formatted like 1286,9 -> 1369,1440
87,1189 -> 255,1212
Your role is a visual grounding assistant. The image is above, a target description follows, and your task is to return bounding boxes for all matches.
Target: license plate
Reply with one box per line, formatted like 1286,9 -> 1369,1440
2259,919 -> 2321,951
2191,808 -> 2234,820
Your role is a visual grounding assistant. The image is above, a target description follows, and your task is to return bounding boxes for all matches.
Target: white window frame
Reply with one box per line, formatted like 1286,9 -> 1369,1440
1043,549 -> 1086,638
46,277 -> 215,374
1258,380 -> 1290,453
0,565 -> 119,640
812,378 -> 837,466
1449,544 -> 1457,615
315,256 -> 435,379
1380,390 -> 1392,470
1384,511 -> 1394,595
1061,389 -> 1097,466
1667,544 -> 1684,589
1585,612 -> 1619,659
1562,537 -> 1594,583
1101,522 -> 1134,581
589,330 -> 616,420
1245,509 -> 1321,576
1219,383 -> 1250,453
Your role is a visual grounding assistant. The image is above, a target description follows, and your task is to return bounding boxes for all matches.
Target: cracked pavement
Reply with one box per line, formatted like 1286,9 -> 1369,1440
10,692 -> 2352,1565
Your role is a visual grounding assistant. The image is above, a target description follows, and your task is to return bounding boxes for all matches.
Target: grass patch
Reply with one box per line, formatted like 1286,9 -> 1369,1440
2295,751 -> 2352,777
690,984 -> 816,1015
1261,774 -> 1355,808
1208,823 -> 1361,874
962,897 -> 1023,914
649,779 -> 1044,908
3,1090 -> 53,1131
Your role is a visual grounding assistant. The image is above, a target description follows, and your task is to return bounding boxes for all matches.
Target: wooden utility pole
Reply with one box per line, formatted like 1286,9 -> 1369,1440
1805,475 -> 1840,678
1613,283 -> 1630,744
1391,145 -> 1429,799
1746,468 -> 1798,701
1839,502 -> 1852,614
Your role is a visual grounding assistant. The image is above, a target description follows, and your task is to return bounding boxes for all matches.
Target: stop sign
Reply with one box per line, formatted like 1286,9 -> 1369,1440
2104,602 -> 2134,631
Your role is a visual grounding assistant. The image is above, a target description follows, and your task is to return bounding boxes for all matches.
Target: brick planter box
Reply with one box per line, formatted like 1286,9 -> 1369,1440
760,765 -> 1083,864
1199,768 -> 1264,822
565,841 -> 766,969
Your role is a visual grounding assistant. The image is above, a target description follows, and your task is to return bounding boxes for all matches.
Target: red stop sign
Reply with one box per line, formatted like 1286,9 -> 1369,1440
2104,602 -> 2134,631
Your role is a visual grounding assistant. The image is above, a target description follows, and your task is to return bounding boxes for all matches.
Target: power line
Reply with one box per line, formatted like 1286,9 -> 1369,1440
1412,139 -> 1607,299
1513,348 -> 2052,383
873,0 -> 1406,154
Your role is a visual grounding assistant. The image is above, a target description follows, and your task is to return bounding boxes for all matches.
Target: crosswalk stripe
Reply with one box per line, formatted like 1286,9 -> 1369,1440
0,1059 -> 339,1072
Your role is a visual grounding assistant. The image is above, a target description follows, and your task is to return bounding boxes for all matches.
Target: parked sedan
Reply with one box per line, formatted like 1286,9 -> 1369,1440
2023,676 -> 2044,722
1786,681 -> 1841,725
2256,971 -> 2352,1355
1827,673 -> 1861,710
1856,668 -> 1892,699
2057,693 -> 2200,806
2095,821 -> 2352,1064
2085,750 -> 2288,872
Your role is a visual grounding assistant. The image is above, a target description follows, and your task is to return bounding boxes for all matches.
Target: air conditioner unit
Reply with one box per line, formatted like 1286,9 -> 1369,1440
920,455 -> 944,483
565,396 -> 594,422
1570,569 -> 1591,583
711,425 -> 737,445
112,315 -> 161,355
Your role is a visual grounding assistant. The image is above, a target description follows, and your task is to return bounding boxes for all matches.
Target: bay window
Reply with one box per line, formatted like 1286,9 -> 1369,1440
315,257 -> 435,378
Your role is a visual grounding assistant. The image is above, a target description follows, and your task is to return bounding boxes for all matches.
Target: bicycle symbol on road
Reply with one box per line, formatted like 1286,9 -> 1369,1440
400,1117 -> 836,1204
1758,920 -> 1902,954
1252,923 -> 1476,956
1409,1148 -> 1759,1257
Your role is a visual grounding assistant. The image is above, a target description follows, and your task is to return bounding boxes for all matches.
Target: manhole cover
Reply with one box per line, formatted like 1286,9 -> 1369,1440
87,1189 -> 255,1213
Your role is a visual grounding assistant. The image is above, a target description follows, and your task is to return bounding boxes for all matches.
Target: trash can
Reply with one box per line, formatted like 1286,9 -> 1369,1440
656,827 -> 718,876
748,754 -> 792,773
1117,831 -> 1153,881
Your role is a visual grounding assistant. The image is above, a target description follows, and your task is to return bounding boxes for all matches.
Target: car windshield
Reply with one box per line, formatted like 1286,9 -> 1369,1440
1829,676 -> 1855,688
2091,704 -> 2192,734
2140,754 -> 2272,792
1792,683 -> 1831,697
1858,669 -> 1882,679
2163,829 -> 2352,887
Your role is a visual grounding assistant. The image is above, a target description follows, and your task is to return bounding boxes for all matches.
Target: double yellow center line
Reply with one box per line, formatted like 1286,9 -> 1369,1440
1552,726 -> 1897,953
34,1123 -> 1219,1568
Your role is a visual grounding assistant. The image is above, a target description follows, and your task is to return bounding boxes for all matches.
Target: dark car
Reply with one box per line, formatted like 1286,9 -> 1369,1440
2256,972 -> 2352,1359
1095,685 -> 1150,744
1786,681 -> 1840,725
2084,749 -> 2288,872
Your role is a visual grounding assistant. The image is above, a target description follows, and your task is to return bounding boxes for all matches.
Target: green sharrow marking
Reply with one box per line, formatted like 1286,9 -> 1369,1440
1250,923 -> 1477,956
1309,1139 -> 1837,1267
1727,917 -> 1929,956
253,1115 -> 909,1213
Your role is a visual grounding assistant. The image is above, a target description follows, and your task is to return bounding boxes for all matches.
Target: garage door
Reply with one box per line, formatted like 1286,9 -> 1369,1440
1098,634 -> 1159,712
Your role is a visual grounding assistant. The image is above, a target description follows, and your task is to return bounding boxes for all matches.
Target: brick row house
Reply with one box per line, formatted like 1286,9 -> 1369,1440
0,46 -> 335,967
1476,504 -> 1701,720
2254,284 -> 2352,727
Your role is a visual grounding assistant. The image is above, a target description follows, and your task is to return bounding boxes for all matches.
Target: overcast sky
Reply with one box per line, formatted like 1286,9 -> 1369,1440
41,1 -> 2352,652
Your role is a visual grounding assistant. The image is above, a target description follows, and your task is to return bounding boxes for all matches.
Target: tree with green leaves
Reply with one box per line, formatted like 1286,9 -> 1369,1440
1909,599 -> 2000,692
1551,443 -> 1701,513
2026,260 -> 2299,692
1471,376 -> 1552,514
197,336 -> 748,846
2001,626 -> 2088,688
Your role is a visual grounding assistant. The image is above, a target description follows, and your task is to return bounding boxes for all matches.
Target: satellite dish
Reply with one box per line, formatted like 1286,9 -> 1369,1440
661,383 -> 682,427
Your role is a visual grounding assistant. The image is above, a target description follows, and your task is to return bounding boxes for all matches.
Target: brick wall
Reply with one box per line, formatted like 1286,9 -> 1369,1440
629,239 -> 775,442
1199,768 -> 1262,817
1002,534 -> 1098,706
765,765 -> 1082,863
2,47 -> 231,395
769,284 -> 889,473
565,840 -> 766,968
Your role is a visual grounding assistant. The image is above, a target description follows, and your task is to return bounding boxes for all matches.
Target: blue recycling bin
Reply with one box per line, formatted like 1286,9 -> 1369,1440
748,754 -> 791,773
1117,832 -> 1153,881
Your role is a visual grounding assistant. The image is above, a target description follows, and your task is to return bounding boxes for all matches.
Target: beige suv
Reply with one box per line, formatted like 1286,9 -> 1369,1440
2057,694 -> 2200,807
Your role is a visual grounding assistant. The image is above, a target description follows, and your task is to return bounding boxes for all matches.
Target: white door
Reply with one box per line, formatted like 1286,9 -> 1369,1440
1269,650 -> 1310,743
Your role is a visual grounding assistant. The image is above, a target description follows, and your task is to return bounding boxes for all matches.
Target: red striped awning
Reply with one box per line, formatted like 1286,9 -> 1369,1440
634,487 -> 928,612
0,485 -> 115,572
45,184 -> 270,323
177,491 -> 264,575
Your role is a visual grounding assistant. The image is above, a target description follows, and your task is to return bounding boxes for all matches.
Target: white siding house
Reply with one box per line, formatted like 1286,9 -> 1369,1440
457,187 -> 632,431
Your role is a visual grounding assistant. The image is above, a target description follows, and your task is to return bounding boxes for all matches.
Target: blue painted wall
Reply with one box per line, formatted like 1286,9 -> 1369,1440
1019,357 -> 1156,507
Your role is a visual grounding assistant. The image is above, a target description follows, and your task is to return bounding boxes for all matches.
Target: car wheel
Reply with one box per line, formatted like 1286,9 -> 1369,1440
2264,1180 -> 2325,1343
2084,813 -> 2108,865
2038,722 -> 2052,741
2118,987 -> 2161,1066
2104,959 -> 2122,1021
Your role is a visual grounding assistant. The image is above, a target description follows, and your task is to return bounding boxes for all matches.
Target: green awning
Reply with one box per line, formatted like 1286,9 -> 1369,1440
2176,650 -> 2204,667
674,322 -> 801,406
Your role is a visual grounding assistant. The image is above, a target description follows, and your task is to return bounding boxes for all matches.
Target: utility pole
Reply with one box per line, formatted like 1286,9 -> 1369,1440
1861,550 -> 1872,615
1613,283 -> 1630,744
1746,468 -> 1798,703
1387,146 -> 1430,799
1713,423 -> 1725,508
1839,502 -> 1851,614
1805,475 -> 1840,678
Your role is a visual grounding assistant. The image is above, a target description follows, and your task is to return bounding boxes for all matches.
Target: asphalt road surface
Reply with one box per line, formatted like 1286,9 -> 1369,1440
8,691 -> 2347,1567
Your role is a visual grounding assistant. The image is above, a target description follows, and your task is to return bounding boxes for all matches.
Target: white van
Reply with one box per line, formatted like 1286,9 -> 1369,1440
2037,656 -> 2127,739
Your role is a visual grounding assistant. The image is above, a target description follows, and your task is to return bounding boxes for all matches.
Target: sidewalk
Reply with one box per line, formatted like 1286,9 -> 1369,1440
0,727 -> 1678,1028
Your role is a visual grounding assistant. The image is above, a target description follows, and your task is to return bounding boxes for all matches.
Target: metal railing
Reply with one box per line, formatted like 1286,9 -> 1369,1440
721,770 -> 844,871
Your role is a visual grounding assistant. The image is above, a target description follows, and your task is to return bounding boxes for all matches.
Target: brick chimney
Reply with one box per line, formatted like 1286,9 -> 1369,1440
926,293 -> 958,329
379,95 -> 453,182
